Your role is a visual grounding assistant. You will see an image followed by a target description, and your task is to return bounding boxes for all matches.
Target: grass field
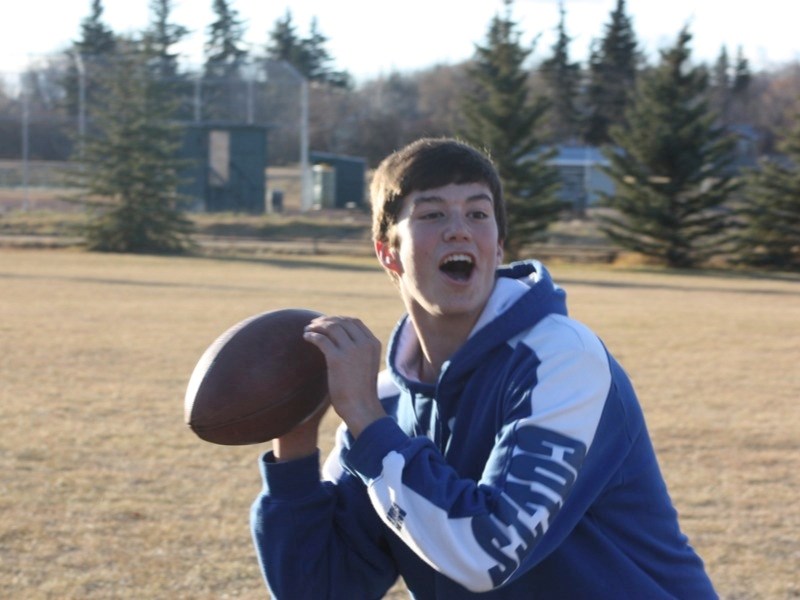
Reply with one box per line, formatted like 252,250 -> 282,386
1,247 -> 798,599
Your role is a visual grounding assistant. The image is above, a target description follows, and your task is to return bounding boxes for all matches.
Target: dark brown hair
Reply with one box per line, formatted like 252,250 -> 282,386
370,138 -> 506,245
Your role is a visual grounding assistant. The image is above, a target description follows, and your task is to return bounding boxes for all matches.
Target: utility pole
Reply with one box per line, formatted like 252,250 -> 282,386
269,60 -> 312,212
21,71 -> 30,211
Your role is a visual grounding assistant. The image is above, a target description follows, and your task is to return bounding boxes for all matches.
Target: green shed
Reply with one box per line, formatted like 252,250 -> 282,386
310,151 -> 366,209
180,123 -> 269,213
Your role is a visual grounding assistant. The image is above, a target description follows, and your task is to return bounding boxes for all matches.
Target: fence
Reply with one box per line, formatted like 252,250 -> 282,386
0,55 -> 311,212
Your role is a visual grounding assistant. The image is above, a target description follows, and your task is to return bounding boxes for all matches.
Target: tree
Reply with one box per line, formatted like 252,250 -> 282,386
143,0 -> 193,121
145,0 -> 189,80
583,0 -> 639,145
266,11 -> 351,88
70,39 -> 194,253
267,10 -> 304,66
710,45 -> 753,126
710,46 -> 732,122
728,46 -> 753,124
63,0 -> 117,118
736,109 -> 800,269
461,0 -> 563,258
203,0 -> 248,121
204,0 -> 247,79
301,18 -> 351,88
599,28 -> 740,268
76,0 -> 117,56
539,1 -> 581,143
732,47 -> 752,96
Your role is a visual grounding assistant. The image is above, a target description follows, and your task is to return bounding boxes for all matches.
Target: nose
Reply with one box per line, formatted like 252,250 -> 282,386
443,213 -> 471,241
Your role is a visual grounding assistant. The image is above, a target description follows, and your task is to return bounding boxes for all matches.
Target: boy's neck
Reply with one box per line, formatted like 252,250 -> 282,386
408,309 -> 478,383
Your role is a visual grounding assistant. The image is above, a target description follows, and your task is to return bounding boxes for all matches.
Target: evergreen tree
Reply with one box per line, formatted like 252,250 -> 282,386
737,110 -> 800,269
583,0 -> 639,145
145,0 -> 189,80
267,10 -> 304,67
203,0 -> 248,120
204,0 -> 247,79
732,47 -> 752,95
729,46 -> 753,123
64,0 -> 117,119
266,11 -> 351,88
710,45 -> 752,126
461,0 -> 563,259
710,46 -> 732,123
77,0 -> 117,56
301,18 -> 351,88
144,0 -> 192,121
540,1 -> 581,142
599,28 -> 740,268
70,39 -> 194,254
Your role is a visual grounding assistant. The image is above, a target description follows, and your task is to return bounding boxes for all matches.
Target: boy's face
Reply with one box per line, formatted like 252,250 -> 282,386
376,182 -> 504,326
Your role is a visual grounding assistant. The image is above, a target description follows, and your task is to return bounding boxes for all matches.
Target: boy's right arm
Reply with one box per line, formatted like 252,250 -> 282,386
251,413 -> 398,600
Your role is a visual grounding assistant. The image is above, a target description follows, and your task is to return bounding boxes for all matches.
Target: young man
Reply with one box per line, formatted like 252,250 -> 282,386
250,138 -> 717,599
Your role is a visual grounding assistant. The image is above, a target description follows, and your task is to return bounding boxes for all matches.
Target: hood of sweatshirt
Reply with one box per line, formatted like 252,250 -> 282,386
386,259 -> 568,395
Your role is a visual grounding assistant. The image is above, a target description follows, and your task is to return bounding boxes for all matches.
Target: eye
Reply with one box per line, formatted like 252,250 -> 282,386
418,210 -> 444,220
469,209 -> 490,220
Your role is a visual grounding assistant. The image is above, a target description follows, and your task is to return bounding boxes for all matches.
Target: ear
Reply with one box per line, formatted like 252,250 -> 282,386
375,240 -> 402,274
495,238 -> 505,265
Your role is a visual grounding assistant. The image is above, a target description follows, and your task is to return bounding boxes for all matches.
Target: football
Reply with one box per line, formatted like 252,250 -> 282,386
184,308 -> 328,445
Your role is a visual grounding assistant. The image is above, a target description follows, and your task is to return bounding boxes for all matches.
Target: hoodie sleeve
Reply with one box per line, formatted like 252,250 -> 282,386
250,447 -> 399,599
344,313 -> 619,593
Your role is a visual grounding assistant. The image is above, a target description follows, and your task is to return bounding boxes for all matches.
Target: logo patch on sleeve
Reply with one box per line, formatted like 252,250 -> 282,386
387,502 -> 407,531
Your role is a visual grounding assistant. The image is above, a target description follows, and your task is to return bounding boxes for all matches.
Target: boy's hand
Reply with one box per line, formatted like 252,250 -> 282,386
302,316 -> 386,438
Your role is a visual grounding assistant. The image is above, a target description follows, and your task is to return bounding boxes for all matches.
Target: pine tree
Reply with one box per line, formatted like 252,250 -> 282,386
70,39 -> 194,254
143,0 -> 192,121
203,0 -> 248,121
737,110 -> 800,269
710,46 -> 732,124
146,0 -> 189,80
732,47 -> 752,95
728,46 -> 753,124
266,11 -> 351,88
63,0 -> 117,119
599,27 -> 740,268
710,45 -> 752,126
267,10 -> 305,67
77,0 -> 117,56
461,0 -> 563,259
583,0 -> 639,145
540,1 -> 581,143
301,18 -> 351,88
205,0 -> 247,79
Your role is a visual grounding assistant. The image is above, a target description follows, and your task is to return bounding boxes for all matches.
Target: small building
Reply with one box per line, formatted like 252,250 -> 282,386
548,145 -> 614,213
180,123 -> 269,213
548,130 -> 761,213
309,151 -> 366,209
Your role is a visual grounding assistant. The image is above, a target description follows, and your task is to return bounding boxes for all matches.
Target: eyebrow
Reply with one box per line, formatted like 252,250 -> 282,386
411,192 -> 493,206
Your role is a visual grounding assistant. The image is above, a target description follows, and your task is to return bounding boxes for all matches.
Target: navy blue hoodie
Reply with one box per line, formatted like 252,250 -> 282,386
251,261 -> 717,599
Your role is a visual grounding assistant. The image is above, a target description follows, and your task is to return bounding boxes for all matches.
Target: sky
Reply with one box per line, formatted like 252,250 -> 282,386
2,0 -> 799,82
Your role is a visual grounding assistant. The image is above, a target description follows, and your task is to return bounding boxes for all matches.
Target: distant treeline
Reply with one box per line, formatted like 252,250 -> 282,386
0,0 -> 798,166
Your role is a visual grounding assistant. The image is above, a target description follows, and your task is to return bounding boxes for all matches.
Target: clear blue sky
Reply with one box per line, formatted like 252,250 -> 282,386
2,0 -> 798,81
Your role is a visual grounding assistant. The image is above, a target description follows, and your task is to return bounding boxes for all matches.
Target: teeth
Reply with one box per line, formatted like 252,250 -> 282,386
441,254 -> 473,265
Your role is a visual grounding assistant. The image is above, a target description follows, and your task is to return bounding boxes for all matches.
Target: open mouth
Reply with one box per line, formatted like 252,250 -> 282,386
439,254 -> 474,281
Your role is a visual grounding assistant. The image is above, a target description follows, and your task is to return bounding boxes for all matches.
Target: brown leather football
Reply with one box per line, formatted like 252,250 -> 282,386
184,308 -> 328,445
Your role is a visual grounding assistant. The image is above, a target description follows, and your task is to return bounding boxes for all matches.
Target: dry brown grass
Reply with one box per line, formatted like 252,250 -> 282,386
1,248 -> 798,599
